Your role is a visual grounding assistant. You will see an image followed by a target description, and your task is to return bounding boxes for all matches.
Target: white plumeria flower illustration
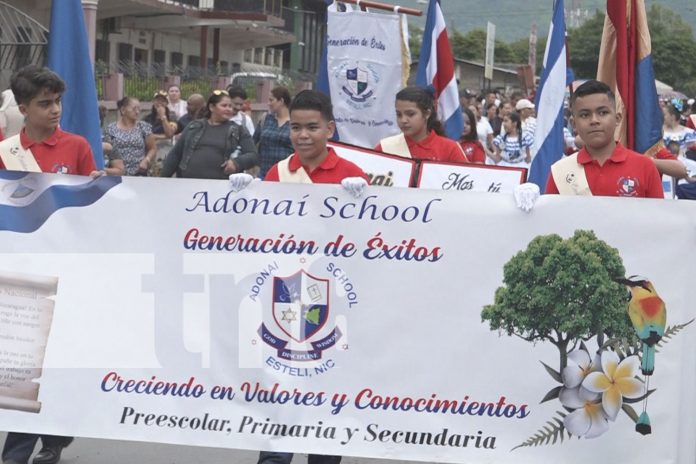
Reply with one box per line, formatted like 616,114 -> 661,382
583,350 -> 643,421
560,386 -> 609,438
562,349 -> 600,388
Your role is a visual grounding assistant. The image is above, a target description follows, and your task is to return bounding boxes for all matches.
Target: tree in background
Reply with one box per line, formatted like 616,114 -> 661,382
648,4 -> 696,96
567,5 -> 696,95
409,4 -> 696,96
408,22 -> 423,61
567,10 -> 605,79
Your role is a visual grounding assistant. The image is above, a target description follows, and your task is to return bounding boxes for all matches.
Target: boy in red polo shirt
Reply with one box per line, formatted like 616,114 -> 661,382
263,90 -> 367,185
229,91 -> 365,464
0,65 -> 98,177
545,80 -> 663,198
0,65 -> 96,464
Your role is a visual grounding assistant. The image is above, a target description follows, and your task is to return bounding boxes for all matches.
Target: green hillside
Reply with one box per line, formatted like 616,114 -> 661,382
400,0 -> 695,42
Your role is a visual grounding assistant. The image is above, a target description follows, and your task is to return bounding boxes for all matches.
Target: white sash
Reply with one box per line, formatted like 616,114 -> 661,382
379,133 -> 412,159
0,134 -> 41,172
277,156 -> 313,184
550,152 -> 593,196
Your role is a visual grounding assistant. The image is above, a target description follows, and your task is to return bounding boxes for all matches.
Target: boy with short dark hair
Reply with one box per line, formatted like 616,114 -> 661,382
263,90 -> 367,184
0,65 -> 91,464
231,90 -> 366,464
0,65 -> 98,177
545,79 -> 663,198
225,85 -> 255,136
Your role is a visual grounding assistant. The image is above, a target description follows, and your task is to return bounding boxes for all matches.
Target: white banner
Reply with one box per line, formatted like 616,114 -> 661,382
1,172 -> 695,464
328,141 -> 415,188
418,161 -> 526,193
327,9 -> 404,147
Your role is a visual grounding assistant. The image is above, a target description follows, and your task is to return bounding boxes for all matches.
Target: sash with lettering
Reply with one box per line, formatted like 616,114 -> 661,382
550,152 -> 592,196
0,135 -> 42,173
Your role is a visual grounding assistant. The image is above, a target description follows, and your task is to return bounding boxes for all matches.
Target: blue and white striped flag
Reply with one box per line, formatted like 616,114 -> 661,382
528,0 -> 573,191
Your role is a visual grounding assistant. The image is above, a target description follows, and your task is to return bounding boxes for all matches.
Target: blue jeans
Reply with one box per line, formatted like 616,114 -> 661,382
2,433 -> 72,464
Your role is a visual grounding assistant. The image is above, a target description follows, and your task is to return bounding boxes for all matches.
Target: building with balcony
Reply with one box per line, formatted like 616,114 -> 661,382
0,0 -> 328,97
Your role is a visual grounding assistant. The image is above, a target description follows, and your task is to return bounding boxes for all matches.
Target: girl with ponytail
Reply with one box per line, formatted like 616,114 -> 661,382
376,86 -> 469,163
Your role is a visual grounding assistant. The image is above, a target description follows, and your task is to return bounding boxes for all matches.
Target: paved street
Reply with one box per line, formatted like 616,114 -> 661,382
0,433 -> 426,464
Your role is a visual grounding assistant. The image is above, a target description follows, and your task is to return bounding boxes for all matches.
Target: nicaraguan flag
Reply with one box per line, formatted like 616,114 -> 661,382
529,0 -> 572,191
0,172 -> 120,233
47,0 -> 104,168
597,0 -> 662,154
415,0 -> 463,141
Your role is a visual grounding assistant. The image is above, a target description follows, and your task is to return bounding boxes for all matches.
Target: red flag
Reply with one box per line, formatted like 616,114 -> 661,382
597,0 -> 662,154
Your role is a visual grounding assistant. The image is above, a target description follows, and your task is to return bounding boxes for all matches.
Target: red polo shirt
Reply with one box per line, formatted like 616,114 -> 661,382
375,131 -> 469,163
545,143 -> 663,198
459,139 -> 486,163
265,147 -> 368,184
0,127 -> 95,175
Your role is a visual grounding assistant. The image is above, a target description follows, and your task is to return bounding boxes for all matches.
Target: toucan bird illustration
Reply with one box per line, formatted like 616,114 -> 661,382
616,275 -> 667,435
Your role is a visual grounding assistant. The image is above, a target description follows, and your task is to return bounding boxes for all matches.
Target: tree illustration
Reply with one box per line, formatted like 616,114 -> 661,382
481,230 -> 635,370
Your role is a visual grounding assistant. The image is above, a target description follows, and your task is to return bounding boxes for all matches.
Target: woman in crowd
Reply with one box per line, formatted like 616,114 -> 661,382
459,108 -> 485,164
0,89 -> 23,138
99,104 -> 125,176
663,99 -> 696,156
167,84 -> 188,120
485,102 -> 503,137
376,86 -> 468,163
254,86 -> 293,178
490,111 -> 533,168
105,96 -> 156,175
161,90 -> 258,179
143,90 -> 178,175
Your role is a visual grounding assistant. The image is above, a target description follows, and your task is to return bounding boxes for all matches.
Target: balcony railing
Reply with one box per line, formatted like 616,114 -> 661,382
213,0 -> 283,17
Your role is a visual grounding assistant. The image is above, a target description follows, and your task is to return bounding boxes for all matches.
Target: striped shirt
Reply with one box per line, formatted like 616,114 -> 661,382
493,132 -> 534,166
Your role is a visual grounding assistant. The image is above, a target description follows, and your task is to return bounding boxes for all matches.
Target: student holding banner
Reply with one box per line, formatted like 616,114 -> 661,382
262,90 -> 367,186
545,80 -> 663,198
230,90 -> 366,464
375,87 -> 469,163
0,65 -> 98,464
0,65 -> 99,178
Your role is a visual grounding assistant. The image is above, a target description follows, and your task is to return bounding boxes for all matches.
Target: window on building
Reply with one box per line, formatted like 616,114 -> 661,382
134,48 -> 148,76
171,52 -> 183,73
188,55 -> 200,68
117,42 -> 133,75
153,49 -> 166,77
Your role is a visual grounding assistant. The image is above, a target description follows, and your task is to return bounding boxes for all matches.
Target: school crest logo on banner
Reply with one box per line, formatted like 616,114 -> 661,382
272,270 -> 330,343
340,64 -> 376,104
346,67 -> 369,97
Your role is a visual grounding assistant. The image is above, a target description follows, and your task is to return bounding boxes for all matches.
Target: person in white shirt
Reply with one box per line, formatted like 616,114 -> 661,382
515,98 -> 537,138
166,84 -> 187,120
225,85 -> 255,136
0,88 -> 24,137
